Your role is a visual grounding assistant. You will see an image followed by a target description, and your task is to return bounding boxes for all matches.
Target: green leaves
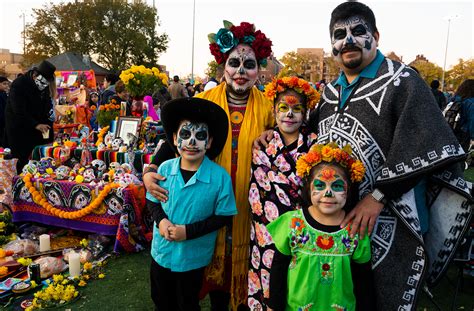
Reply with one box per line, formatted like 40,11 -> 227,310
223,20 -> 234,29
208,33 -> 216,44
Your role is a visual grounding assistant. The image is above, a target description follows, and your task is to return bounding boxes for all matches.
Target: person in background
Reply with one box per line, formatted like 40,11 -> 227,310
453,79 -> 474,152
194,83 -> 204,95
0,76 -> 9,146
100,73 -> 119,105
4,60 -> 57,171
109,80 -> 131,116
88,91 -> 100,131
185,82 -> 195,97
168,75 -> 188,100
204,77 -> 218,92
430,79 -> 446,110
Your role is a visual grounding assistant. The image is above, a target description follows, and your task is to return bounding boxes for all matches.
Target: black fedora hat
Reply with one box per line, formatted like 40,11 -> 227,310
37,60 -> 56,81
161,97 -> 229,160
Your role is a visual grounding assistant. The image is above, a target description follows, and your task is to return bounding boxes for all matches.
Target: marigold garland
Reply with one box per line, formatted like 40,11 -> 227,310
296,142 -> 365,182
95,126 -> 110,147
22,174 -> 119,220
264,76 -> 320,110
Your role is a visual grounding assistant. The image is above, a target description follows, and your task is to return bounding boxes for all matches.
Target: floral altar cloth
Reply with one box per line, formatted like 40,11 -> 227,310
11,176 -> 148,253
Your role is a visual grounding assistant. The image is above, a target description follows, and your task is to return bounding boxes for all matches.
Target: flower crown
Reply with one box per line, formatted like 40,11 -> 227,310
264,76 -> 320,110
296,142 -> 366,182
208,21 -> 273,66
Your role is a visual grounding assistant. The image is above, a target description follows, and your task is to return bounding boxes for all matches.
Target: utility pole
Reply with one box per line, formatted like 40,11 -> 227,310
191,0 -> 196,82
441,15 -> 459,92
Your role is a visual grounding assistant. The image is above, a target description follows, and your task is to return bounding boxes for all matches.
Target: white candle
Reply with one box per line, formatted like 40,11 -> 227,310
69,252 -> 81,277
39,234 -> 50,252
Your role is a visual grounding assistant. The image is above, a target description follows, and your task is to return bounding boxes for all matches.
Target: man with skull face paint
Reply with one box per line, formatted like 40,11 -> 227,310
306,2 -> 472,309
4,60 -> 56,172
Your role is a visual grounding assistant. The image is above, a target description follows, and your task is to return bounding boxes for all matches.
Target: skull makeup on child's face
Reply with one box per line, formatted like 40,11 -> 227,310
34,75 -> 49,91
173,120 -> 212,160
310,165 -> 348,216
224,44 -> 258,96
274,90 -> 305,136
331,16 -> 378,70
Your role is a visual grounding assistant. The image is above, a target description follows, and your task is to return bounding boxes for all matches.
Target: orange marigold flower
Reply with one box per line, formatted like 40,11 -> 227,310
321,146 -> 334,162
291,217 -> 305,231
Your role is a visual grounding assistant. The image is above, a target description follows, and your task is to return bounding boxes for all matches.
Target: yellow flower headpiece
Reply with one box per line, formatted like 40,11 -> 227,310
296,142 -> 365,182
264,76 -> 320,110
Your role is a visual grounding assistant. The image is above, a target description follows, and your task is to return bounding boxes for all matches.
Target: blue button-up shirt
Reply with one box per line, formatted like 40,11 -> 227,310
335,50 -> 385,108
148,156 -> 237,272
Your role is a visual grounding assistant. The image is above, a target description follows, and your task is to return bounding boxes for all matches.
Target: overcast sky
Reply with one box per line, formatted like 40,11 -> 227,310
0,0 -> 472,78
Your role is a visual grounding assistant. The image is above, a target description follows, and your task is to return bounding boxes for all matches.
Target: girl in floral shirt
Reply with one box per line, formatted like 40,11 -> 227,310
266,143 -> 371,311
248,77 -> 319,310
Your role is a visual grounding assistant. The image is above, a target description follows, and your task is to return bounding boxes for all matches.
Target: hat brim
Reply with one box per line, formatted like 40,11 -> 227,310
160,97 -> 229,160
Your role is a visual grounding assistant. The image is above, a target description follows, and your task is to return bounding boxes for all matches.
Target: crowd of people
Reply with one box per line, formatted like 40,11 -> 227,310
0,1 -> 472,311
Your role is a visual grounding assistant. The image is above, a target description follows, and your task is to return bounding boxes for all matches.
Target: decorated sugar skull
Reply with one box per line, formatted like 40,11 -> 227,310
69,185 -> 91,210
102,172 -> 112,183
91,159 -> 107,178
117,173 -> 140,187
105,191 -> 124,215
111,138 -> 124,150
109,162 -> 121,171
22,160 -> 39,175
38,157 -> 56,174
121,163 -> 133,174
55,165 -> 71,180
82,167 -> 96,183
104,132 -> 114,147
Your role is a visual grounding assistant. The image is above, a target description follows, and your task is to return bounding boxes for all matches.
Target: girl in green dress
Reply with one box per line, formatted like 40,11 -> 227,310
266,143 -> 371,311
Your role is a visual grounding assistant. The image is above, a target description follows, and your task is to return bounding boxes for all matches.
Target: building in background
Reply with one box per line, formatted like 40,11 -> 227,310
0,49 -> 24,80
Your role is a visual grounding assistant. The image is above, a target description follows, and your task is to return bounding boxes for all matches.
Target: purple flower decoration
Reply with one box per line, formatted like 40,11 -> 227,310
342,236 -> 351,248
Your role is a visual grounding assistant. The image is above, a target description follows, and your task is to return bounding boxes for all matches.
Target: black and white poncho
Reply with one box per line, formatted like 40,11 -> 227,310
311,57 -> 472,310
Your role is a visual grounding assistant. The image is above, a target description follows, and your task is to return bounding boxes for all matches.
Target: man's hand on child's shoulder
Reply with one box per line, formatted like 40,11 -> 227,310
168,225 -> 186,241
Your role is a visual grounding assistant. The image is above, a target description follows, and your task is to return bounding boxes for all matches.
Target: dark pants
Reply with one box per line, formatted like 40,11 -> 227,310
150,259 -> 205,311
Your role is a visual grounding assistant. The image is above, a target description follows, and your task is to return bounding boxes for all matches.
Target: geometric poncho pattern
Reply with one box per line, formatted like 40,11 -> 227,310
311,57 -> 472,310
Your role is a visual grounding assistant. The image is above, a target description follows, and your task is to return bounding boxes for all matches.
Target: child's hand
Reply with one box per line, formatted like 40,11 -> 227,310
168,225 -> 186,241
159,218 -> 174,241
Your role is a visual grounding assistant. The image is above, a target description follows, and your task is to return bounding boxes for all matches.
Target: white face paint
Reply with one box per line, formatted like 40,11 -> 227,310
274,91 -> 305,137
331,17 -> 378,71
224,44 -> 258,96
310,165 -> 348,216
173,120 -> 211,161
34,74 -> 49,91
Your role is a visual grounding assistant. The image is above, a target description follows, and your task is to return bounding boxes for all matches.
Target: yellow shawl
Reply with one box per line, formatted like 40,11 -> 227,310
196,82 -> 274,309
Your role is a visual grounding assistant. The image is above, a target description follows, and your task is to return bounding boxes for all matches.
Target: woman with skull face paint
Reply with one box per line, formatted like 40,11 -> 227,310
266,143 -> 370,311
4,60 -> 56,172
247,77 -> 319,310
145,21 -> 275,309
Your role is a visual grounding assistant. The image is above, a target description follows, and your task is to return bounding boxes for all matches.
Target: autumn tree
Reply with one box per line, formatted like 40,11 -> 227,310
410,60 -> 443,85
278,51 -> 312,79
205,60 -> 219,79
446,58 -> 474,91
23,0 -> 168,71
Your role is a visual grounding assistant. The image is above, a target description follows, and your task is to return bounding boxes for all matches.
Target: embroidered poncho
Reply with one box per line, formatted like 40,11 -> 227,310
311,57 -> 472,310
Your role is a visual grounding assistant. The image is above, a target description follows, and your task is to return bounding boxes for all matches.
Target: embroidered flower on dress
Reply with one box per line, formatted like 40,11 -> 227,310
316,235 -> 334,250
291,217 -> 306,231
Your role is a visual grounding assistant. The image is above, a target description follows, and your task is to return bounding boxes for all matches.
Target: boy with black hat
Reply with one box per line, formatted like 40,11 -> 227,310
146,97 -> 237,310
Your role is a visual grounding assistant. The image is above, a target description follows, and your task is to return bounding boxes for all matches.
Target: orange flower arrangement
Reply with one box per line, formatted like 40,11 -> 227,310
22,174 -> 119,220
296,142 -> 365,182
95,126 -> 110,147
264,76 -> 320,110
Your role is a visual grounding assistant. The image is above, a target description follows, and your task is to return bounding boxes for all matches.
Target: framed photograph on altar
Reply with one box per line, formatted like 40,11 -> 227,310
116,116 -> 142,146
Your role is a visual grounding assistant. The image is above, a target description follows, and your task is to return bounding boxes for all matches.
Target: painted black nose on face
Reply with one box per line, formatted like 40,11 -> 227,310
324,189 -> 334,198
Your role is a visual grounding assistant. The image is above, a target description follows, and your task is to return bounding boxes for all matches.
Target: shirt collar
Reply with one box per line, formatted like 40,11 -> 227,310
169,155 -> 211,184
335,49 -> 385,87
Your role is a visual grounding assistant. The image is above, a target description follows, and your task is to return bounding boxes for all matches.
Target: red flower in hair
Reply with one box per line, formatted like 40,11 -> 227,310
239,22 -> 255,36
209,43 -> 227,64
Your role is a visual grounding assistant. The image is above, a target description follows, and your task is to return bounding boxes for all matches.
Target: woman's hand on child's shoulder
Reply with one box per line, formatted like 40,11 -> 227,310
143,170 -> 168,202
168,225 -> 186,241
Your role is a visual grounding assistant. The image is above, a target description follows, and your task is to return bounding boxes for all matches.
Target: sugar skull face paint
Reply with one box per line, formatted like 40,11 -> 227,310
274,90 -> 305,137
331,17 -> 378,70
173,120 -> 211,161
310,165 -> 348,215
35,74 -> 49,91
224,44 -> 258,96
